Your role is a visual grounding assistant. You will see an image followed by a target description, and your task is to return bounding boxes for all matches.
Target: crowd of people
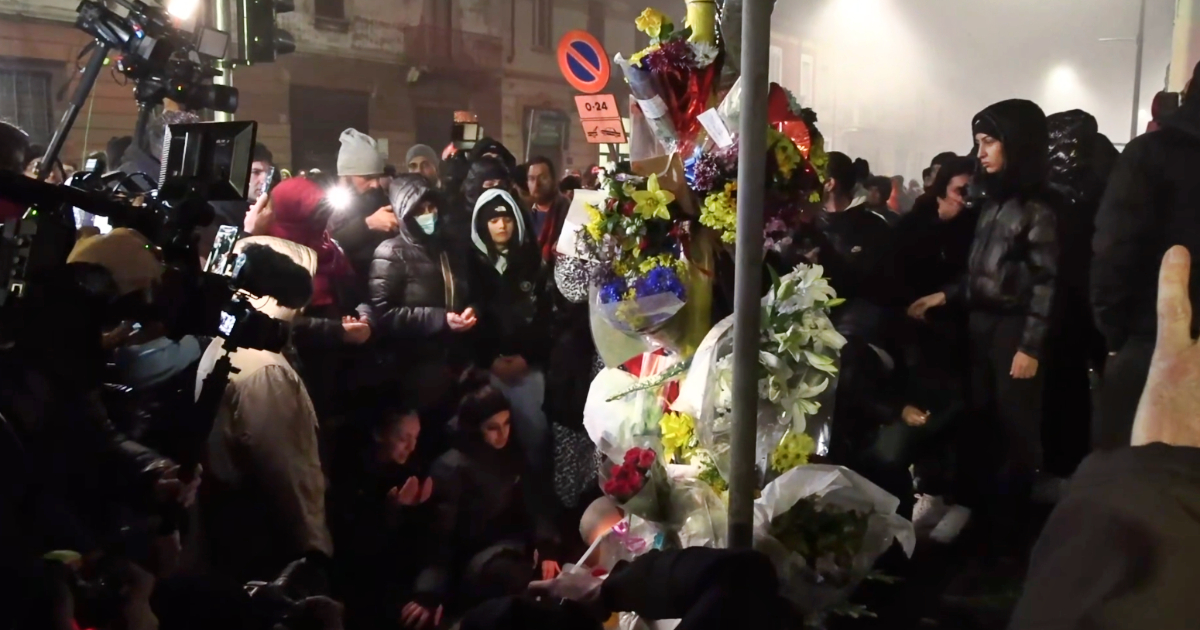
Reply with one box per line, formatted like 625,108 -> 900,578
3,59 -> 1200,630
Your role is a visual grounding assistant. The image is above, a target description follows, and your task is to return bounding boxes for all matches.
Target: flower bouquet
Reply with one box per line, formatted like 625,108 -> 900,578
674,264 -> 847,482
602,446 -> 671,522
692,84 -> 827,254
579,169 -> 697,356
617,6 -> 723,156
753,465 -> 916,621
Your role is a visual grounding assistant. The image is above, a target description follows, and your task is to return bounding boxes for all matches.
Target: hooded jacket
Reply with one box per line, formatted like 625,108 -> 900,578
952,99 -> 1059,358
416,404 -> 557,601
368,174 -> 472,367
1092,62 -> 1200,351
468,189 -> 550,366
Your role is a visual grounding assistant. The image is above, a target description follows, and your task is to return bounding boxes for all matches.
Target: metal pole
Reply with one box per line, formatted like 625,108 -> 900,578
727,0 -> 772,551
1132,0 -> 1147,140
214,0 -> 233,122
39,45 -> 109,181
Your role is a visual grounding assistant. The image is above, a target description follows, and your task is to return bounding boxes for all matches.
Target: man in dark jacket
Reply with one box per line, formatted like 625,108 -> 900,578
329,128 -> 397,278
1042,110 -> 1117,474
910,100 -> 1058,524
1090,61 -> 1200,451
1009,245 -> 1200,630
368,174 -> 475,451
818,151 -> 895,308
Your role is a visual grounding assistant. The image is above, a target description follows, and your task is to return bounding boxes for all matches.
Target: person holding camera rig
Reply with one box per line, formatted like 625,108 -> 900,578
0,228 -> 198,597
195,236 -> 333,584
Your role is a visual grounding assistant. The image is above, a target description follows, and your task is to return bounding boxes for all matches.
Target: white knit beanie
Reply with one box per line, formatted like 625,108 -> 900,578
337,128 -> 384,177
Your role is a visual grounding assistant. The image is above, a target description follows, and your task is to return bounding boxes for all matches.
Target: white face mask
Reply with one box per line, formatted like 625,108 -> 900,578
414,213 -> 436,235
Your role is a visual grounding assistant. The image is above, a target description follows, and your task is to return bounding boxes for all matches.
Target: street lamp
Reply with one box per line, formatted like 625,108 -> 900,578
1099,0 -> 1148,140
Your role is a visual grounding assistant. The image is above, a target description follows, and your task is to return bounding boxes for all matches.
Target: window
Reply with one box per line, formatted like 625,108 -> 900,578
0,69 -> 53,145
799,54 -> 815,108
289,85 -> 369,171
768,45 -> 783,86
532,0 -> 553,51
314,0 -> 345,21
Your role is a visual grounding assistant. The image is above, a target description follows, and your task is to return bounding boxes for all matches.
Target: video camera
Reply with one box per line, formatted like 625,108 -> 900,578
76,0 -> 236,112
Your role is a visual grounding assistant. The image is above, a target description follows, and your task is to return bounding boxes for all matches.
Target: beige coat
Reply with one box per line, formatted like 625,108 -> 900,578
197,337 -> 333,559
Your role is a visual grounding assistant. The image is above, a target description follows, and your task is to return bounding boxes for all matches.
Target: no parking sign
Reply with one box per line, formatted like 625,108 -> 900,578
557,30 -> 610,94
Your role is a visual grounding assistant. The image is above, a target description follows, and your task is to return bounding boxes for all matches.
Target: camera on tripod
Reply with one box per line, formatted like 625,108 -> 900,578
76,0 -> 237,113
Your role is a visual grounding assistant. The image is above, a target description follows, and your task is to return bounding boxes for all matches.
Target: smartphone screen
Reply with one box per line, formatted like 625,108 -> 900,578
260,166 -> 275,198
205,225 -> 241,276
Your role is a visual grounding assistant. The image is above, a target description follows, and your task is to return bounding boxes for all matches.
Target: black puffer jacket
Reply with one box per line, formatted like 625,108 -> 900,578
468,188 -> 550,366
951,99 -> 1059,359
817,204 -> 896,306
367,175 -> 472,372
416,411 -> 557,601
1092,62 -> 1200,351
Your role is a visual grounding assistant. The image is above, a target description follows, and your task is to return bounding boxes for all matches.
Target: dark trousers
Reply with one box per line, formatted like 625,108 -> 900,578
960,312 -> 1045,507
1092,338 -> 1155,451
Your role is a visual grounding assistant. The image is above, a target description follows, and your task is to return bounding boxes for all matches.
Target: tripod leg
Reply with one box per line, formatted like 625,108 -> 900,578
39,44 -> 110,181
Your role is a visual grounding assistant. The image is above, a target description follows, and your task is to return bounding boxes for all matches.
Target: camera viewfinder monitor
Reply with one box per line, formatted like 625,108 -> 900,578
161,121 -> 257,202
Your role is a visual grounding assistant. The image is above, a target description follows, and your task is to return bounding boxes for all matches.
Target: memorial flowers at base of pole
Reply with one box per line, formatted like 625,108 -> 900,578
679,263 -> 846,482
603,446 -> 670,522
581,169 -> 695,351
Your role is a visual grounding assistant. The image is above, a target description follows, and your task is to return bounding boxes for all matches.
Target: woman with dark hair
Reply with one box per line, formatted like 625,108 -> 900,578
330,406 -> 433,629
468,188 -> 552,477
404,380 -> 560,625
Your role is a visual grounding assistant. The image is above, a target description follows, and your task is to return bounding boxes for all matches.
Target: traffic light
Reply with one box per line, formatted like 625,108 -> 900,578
239,0 -> 295,64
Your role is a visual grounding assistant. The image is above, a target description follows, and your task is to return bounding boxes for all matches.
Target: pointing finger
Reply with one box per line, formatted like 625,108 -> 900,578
1157,246 -> 1194,351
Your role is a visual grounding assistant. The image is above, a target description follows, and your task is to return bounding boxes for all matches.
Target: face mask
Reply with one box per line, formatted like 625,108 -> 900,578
414,213 -> 436,235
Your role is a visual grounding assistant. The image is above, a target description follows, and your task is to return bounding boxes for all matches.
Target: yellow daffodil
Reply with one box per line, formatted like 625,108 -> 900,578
585,203 -> 604,241
635,8 -> 671,39
631,173 -> 675,221
770,431 -> 816,473
659,411 -> 695,461
699,183 -> 737,243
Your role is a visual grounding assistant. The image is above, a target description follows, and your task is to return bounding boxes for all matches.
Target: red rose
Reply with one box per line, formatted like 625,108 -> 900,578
637,449 -> 656,470
621,201 -> 637,217
624,449 -> 641,466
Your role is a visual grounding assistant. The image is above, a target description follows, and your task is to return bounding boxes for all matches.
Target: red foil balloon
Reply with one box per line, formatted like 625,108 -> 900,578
776,121 -> 812,158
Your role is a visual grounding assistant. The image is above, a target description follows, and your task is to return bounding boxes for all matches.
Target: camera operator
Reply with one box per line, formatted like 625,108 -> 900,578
119,110 -> 201,180
0,121 -> 30,223
196,236 -> 333,584
0,227 -> 200,625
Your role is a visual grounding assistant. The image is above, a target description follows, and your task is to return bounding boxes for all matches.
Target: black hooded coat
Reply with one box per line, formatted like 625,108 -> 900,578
1092,63 -> 1200,354
366,175 -> 472,397
468,188 -> 550,367
949,99 -> 1059,360
415,406 -> 557,606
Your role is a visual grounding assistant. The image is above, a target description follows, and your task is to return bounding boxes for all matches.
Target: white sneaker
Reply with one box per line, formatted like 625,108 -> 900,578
912,494 -> 949,532
929,505 -> 972,544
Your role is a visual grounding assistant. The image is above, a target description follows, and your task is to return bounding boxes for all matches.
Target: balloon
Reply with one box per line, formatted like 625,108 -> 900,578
776,121 -> 812,159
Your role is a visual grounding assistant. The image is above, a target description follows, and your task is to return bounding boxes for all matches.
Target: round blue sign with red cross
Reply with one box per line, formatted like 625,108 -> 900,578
557,30 -> 610,94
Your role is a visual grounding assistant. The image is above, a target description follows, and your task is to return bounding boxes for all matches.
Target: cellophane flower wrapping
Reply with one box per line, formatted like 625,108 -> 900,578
600,450 -> 672,523
622,6 -> 722,158
584,367 -> 672,465
753,465 -> 916,618
673,265 -> 846,482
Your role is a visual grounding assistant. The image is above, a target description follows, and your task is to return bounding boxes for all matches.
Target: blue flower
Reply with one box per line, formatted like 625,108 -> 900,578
600,278 -> 627,304
635,265 -> 687,301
